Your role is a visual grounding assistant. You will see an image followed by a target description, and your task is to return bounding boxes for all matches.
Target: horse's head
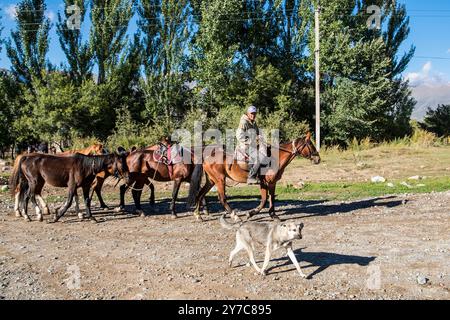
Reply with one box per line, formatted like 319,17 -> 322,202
108,147 -> 130,184
295,133 -> 321,165
91,143 -> 107,155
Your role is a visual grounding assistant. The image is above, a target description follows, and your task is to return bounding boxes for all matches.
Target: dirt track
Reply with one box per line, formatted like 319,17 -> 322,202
0,189 -> 449,300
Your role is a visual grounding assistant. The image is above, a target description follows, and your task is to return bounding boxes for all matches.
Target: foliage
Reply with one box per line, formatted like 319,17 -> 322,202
5,0 -> 51,86
421,105 -> 450,138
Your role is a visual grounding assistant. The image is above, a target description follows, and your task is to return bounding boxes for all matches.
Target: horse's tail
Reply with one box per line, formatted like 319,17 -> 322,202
9,155 -> 26,197
219,214 -> 239,230
187,164 -> 203,207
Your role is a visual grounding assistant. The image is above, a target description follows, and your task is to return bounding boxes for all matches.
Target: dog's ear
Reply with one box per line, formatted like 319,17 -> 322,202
298,222 -> 304,229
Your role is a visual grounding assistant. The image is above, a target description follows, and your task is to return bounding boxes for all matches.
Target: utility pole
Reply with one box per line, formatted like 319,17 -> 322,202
314,2 -> 321,151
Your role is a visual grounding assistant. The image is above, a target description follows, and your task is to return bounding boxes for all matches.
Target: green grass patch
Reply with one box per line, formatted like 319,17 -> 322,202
224,176 -> 450,202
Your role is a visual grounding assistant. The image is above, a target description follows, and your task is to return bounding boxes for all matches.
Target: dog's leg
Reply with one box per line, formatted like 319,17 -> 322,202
287,247 -> 307,278
244,244 -> 261,274
229,234 -> 245,267
260,246 -> 273,275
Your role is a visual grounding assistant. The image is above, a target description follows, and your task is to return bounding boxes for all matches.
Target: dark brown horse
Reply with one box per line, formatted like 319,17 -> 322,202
188,133 -> 320,221
118,147 -> 208,218
11,144 -> 107,217
10,151 -> 129,222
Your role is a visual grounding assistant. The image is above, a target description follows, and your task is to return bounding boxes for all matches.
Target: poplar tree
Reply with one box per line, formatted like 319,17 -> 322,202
57,0 -> 93,84
6,0 -> 51,86
138,0 -> 191,122
89,0 -> 133,84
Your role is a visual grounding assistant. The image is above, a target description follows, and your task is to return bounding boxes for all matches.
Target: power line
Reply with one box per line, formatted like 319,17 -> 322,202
413,56 -> 450,61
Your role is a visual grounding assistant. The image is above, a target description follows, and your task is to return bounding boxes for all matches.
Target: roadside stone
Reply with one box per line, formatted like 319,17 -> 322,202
400,181 -> 413,188
417,275 -> 428,285
371,176 -> 386,183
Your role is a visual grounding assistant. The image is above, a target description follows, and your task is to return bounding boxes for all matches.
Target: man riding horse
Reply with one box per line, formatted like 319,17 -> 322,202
236,105 -> 266,184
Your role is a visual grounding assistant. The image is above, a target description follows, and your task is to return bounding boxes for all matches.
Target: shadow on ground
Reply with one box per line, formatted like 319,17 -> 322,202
267,248 -> 376,279
113,194 -> 403,221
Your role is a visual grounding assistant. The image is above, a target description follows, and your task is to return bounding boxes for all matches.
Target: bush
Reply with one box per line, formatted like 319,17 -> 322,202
421,104 -> 450,137
259,109 -> 310,142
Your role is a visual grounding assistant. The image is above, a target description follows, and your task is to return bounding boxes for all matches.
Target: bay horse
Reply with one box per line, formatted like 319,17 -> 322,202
118,147 -> 208,218
10,151 -> 129,222
11,144 -> 107,217
187,133 -> 320,221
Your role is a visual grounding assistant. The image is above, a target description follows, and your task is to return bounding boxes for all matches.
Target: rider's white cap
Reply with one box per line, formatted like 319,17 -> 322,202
247,105 -> 257,113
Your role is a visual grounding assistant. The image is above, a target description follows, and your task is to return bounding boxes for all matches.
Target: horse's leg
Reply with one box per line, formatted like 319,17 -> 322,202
131,180 -> 145,216
82,184 -> 97,222
193,179 -> 214,220
201,197 -> 209,216
24,178 -> 41,222
35,194 -> 50,215
33,179 -> 46,222
170,179 -> 182,219
93,176 -> 109,210
148,182 -> 155,206
21,188 -> 31,222
74,190 -> 80,215
215,179 -> 241,222
14,190 -> 22,217
118,183 -> 130,211
247,183 -> 268,219
268,183 -> 280,221
54,184 -> 76,223
200,175 -> 212,216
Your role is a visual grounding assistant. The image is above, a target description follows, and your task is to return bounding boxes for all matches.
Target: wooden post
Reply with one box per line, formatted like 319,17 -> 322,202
315,3 -> 321,151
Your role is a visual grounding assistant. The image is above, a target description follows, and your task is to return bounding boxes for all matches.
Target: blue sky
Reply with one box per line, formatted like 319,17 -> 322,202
0,0 -> 449,83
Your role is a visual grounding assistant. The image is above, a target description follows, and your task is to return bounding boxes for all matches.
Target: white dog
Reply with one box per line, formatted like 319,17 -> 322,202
220,215 -> 307,277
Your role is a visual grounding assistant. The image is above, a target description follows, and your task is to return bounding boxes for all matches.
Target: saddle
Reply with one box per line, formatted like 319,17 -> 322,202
153,143 -> 184,179
231,145 -> 272,172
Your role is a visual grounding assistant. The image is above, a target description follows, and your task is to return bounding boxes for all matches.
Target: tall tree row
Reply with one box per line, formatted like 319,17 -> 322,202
0,0 -> 418,148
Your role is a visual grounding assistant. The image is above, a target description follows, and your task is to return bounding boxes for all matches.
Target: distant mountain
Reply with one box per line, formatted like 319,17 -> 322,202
410,84 -> 450,120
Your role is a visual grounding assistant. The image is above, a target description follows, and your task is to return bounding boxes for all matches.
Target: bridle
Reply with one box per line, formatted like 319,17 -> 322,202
291,139 -> 314,159
113,154 -> 126,180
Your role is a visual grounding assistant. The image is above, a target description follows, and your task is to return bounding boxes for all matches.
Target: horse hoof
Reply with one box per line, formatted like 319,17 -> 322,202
38,216 -> 43,222
246,210 -> 256,219
136,210 -> 145,217
15,211 -> 22,218
171,214 -> 177,219
101,206 -> 110,211
231,211 -> 242,222
78,214 -> 84,220
271,215 -> 281,221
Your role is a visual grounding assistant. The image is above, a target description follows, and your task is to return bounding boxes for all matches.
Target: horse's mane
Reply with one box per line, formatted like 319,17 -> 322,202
73,153 -> 112,172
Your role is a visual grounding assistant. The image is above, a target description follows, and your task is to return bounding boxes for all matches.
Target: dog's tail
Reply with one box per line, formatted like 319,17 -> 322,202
219,214 -> 239,230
